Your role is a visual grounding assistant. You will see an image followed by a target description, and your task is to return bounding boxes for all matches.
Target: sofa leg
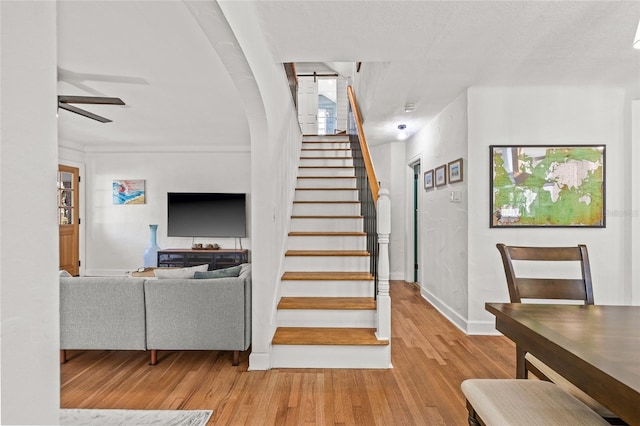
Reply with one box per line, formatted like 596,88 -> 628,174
150,349 -> 157,365
233,350 -> 239,366
60,350 -> 67,364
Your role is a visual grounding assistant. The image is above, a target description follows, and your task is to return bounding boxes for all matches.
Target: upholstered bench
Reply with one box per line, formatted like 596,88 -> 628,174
461,379 -> 609,425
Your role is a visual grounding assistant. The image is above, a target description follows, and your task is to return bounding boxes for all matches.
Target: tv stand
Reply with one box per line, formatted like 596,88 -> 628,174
157,249 -> 248,271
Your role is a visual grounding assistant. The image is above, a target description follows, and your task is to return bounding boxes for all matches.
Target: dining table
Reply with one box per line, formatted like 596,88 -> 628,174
485,302 -> 640,425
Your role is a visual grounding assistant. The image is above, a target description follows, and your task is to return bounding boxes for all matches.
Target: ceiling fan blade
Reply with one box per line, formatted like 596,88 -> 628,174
58,102 -> 112,123
58,95 -> 125,106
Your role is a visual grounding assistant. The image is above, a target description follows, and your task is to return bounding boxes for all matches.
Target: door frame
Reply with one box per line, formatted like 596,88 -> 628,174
59,160 -> 85,276
407,153 -> 422,286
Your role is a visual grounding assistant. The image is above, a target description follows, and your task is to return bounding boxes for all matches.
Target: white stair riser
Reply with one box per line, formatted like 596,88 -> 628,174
287,235 -> 366,251
301,150 -> 352,158
296,177 -> 356,189
284,256 -> 369,272
290,217 -> 363,232
302,142 -> 351,150
271,345 -> 391,369
277,309 -> 375,328
292,202 -> 360,216
294,189 -> 358,202
302,135 -> 349,143
299,158 -> 354,167
297,167 -> 355,177
280,280 -> 373,297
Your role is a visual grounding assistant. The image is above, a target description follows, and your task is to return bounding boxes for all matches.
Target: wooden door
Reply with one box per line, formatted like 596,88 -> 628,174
58,165 -> 79,276
297,77 -> 318,134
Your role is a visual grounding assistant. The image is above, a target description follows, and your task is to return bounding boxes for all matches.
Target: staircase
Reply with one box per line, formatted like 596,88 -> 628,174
271,135 -> 391,368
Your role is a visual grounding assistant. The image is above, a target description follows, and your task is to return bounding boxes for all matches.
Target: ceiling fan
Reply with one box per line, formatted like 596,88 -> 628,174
57,95 -> 125,123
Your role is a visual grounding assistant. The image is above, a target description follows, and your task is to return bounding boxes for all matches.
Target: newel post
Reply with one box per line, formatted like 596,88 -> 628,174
376,188 -> 391,340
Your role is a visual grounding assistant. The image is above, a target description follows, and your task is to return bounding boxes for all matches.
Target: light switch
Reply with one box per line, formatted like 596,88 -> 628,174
450,191 -> 462,203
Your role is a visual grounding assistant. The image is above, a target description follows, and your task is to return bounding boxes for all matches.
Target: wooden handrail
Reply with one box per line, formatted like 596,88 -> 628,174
347,86 -> 379,202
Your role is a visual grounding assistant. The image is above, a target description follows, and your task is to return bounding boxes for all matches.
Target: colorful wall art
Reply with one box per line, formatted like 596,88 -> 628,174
113,179 -> 145,205
490,145 -> 605,227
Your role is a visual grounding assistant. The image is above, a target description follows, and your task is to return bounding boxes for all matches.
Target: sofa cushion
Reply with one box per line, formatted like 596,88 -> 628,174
144,277 -> 250,351
154,264 -> 209,279
194,265 -> 242,279
60,277 -> 147,350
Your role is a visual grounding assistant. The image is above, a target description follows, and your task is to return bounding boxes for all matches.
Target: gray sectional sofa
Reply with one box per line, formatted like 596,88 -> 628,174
60,264 -> 251,366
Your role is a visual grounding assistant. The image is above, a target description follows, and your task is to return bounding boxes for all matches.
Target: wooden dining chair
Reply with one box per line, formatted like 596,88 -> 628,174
496,243 -> 594,308
495,243 -> 624,424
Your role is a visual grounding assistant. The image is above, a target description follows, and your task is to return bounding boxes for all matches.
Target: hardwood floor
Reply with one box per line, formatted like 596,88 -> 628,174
60,281 -> 515,425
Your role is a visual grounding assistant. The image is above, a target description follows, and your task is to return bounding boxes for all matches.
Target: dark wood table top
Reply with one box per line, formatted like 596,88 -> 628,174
486,303 -> 640,424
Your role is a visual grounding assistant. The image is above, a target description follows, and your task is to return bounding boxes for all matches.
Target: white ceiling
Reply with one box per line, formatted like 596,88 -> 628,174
57,1 -> 249,150
57,1 -> 640,149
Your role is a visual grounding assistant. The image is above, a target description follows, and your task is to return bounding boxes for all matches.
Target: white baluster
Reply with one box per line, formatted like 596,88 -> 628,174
376,188 -> 391,341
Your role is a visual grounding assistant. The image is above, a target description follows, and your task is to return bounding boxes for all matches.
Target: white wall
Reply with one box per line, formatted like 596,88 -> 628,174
370,142 -> 407,281
217,0 -> 302,370
0,2 -> 60,424
467,87 -> 628,333
60,149 -> 252,276
405,92 -> 470,330
633,100 -> 640,305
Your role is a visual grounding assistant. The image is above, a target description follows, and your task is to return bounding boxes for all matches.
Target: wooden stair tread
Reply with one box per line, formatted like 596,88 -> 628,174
300,157 -> 353,160
298,176 -> 355,179
295,187 -> 357,191
285,250 -> 369,257
298,166 -> 354,169
278,297 -> 376,310
291,215 -> 362,219
302,148 -> 351,151
272,327 -> 388,346
282,271 -> 374,281
293,201 -> 359,204
288,231 -> 366,236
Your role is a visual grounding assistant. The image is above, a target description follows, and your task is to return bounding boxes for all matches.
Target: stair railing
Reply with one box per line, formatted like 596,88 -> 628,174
347,86 -> 391,341
347,86 -> 382,299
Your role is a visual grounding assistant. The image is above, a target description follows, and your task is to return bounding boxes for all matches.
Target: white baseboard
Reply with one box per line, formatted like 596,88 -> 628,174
466,321 -> 501,336
420,288 -> 468,333
390,272 -> 405,281
420,288 -> 502,335
248,352 -> 271,371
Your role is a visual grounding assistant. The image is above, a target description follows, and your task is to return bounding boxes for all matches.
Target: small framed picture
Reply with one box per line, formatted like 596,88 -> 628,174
435,165 -> 447,187
424,170 -> 434,190
448,158 -> 463,183
113,179 -> 145,204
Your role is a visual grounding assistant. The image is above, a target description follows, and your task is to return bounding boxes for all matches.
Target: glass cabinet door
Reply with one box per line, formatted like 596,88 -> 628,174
58,171 -> 74,225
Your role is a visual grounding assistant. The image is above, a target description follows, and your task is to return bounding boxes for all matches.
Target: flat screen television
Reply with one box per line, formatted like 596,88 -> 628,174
167,192 -> 246,238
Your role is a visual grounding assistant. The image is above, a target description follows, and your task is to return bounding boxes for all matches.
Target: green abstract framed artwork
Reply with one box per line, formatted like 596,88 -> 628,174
490,145 -> 605,228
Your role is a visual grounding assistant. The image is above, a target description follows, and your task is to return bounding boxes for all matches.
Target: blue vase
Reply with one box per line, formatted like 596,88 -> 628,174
143,224 -> 160,267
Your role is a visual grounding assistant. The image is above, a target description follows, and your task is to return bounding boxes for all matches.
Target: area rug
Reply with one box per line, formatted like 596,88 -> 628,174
60,409 -> 212,426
